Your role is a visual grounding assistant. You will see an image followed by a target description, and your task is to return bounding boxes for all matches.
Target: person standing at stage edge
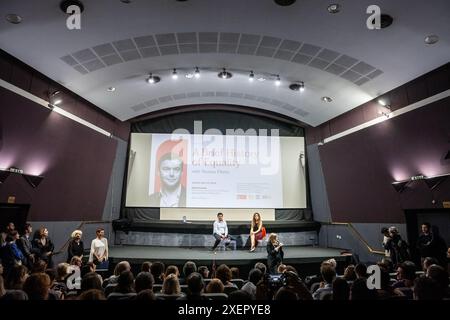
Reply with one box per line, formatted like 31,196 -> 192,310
212,213 -> 234,251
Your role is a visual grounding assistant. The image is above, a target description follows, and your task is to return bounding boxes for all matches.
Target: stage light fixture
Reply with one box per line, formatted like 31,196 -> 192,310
249,71 -> 254,82
218,68 -> 232,79
0,168 -> 44,188
194,67 -> 200,78
172,68 -> 178,80
322,96 -> 332,102
275,75 -> 281,86
146,73 -> 160,84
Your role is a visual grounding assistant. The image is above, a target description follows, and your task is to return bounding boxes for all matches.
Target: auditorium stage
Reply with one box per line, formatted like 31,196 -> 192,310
109,245 -> 351,267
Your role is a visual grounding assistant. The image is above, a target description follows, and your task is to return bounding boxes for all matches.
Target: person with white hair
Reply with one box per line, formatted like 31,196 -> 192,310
384,226 -> 410,266
67,230 -> 84,262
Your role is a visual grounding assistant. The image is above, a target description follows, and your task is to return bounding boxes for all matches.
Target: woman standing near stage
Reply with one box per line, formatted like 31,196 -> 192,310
250,212 -> 265,252
267,233 -> 284,274
89,228 -> 108,266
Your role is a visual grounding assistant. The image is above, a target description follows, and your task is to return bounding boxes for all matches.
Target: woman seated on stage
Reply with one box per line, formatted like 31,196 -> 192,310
249,212 -> 265,252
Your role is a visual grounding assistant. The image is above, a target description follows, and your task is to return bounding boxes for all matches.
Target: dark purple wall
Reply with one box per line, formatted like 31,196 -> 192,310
0,87 -> 117,221
319,97 -> 450,223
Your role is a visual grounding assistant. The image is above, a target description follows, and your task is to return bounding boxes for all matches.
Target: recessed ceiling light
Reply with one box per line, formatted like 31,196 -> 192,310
289,82 -> 305,92
424,35 -> 439,45
5,14 -> 22,24
107,87 -> 116,92
53,99 -> 62,105
185,73 -> 194,79
327,4 -> 340,14
322,97 -> 333,102
274,0 -> 296,6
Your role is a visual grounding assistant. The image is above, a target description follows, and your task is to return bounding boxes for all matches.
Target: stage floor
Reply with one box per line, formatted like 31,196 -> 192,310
109,245 -> 349,266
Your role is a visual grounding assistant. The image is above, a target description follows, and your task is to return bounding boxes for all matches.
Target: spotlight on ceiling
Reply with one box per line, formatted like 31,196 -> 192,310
49,91 -> 62,105
274,0 -> 296,6
172,68 -> 178,80
275,75 -> 281,86
218,68 -> 232,79
327,4 -> 340,14
194,67 -> 200,79
107,87 -> 116,92
424,35 -> 439,45
289,82 -> 305,92
5,14 -> 22,24
60,0 -> 85,14
322,96 -> 333,103
185,73 -> 194,79
146,73 -> 160,84
249,71 -> 255,82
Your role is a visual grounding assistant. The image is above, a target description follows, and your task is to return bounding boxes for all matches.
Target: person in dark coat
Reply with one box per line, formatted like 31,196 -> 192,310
384,226 -> 409,266
32,227 -> 55,269
267,233 -> 284,274
1,231 -> 26,274
67,230 -> 84,262
17,223 -> 37,270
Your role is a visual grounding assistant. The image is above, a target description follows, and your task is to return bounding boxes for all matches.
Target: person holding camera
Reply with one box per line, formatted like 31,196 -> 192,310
267,233 -> 284,274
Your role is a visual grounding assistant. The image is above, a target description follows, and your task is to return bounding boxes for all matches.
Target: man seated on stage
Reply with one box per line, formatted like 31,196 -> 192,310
212,212 -> 234,250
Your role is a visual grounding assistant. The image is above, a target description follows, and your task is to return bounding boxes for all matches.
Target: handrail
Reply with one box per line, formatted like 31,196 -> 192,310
54,220 -> 111,255
321,222 -> 385,255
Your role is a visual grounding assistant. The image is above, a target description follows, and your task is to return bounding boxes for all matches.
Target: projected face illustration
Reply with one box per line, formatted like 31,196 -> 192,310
159,158 -> 183,189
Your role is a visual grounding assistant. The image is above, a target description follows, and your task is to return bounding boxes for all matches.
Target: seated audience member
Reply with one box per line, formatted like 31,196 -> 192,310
165,265 -> 180,278
81,272 -> 103,292
230,267 -> 240,279
141,261 -> 152,273
0,289 -> 28,301
414,276 -> 444,300
78,289 -> 106,300
0,259 -> 3,276
135,272 -> 154,293
150,261 -> 165,284
23,273 -> 53,300
108,270 -> 136,300
0,275 -> 5,298
5,264 -> 28,290
53,263 -> 70,298
228,289 -> 251,300
274,287 -> 298,301
177,272 -> 207,300
426,264 -> 450,298
205,278 -> 224,294
162,273 -> 182,296
135,289 -> 156,301
67,230 -> 84,263
241,268 -> 262,299
197,266 -> 209,279
350,278 -> 376,300
105,261 -> 131,287
393,261 -> 416,299
284,271 -> 313,300
31,260 -> 47,274
343,264 -> 356,282
70,256 -> 83,268
284,265 -> 299,275
277,264 -> 287,274
81,262 -> 95,278
312,265 -> 336,300
45,269 -> 62,299
332,277 -> 350,300
375,268 -> 404,300
422,257 -> 438,272
181,261 -> 197,284
254,262 -> 267,275
354,263 -> 368,279
216,264 -> 237,288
